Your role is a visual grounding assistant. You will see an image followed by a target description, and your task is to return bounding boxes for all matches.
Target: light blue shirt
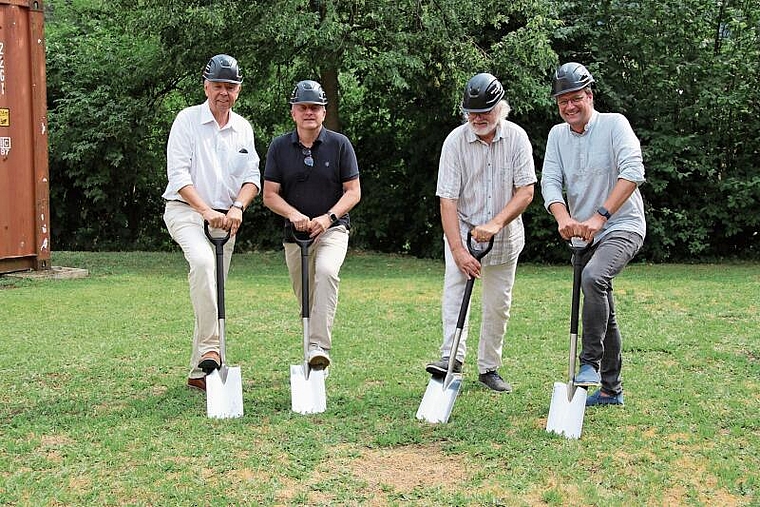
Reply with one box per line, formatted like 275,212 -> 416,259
541,110 -> 646,242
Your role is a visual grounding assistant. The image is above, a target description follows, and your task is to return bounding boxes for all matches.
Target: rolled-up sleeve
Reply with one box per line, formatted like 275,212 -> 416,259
240,122 -> 261,190
513,129 -> 537,188
613,115 -> 646,185
436,133 -> 462,199
541,126 -> 566,212
165,110 -> 195,195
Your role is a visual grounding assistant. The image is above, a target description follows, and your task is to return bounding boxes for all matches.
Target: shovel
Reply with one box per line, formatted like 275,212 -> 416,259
546,243 -> 589,439
416,231 -> 493,424
289,230 -> 327,415
203,222 -> 244,419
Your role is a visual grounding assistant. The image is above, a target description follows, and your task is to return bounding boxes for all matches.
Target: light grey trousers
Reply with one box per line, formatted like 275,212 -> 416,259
440,239 -> 520,375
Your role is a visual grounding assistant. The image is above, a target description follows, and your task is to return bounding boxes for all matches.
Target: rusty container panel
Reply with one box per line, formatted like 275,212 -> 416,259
0,0 -> 50,273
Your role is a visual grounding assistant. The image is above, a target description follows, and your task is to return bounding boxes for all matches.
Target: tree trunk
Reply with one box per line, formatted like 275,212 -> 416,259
321,67 -> 341,132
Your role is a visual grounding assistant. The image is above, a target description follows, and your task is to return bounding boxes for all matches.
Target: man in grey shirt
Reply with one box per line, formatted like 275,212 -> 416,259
541,62 -> 646,406
426,73 -> 536,392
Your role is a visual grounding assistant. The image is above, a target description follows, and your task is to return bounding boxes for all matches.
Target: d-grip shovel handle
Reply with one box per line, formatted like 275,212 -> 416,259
204,221 -> 231,320
467,231 -> 494,260
568,242 -> 592,336
454,232 -> 495,330
567,241 -> 591,399
291,229 -> 315,319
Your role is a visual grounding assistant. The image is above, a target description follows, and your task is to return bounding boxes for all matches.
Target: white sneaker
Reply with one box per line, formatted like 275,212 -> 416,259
308,346 -> 331,370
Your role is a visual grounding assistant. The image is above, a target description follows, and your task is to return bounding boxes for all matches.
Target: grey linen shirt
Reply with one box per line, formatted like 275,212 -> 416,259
437,119 -> 537,266
541,110 -> 646,242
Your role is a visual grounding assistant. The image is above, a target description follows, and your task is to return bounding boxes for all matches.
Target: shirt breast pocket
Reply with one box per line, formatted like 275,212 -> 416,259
229,150 -> 251,176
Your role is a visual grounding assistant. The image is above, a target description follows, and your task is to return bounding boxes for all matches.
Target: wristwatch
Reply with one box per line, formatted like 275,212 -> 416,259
596,206 -> 611,220
328,211 -> 338,224
232,200 -> 245,212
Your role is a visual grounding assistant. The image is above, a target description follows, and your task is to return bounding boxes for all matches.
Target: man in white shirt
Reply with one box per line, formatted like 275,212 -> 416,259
426,73 -> 536,392
162,54 -> 261,392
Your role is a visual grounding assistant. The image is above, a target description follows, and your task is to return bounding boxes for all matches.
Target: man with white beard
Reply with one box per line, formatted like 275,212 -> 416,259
425,73 -> 536,392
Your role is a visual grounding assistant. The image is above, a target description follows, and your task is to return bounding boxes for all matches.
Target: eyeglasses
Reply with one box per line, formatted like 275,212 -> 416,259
557,94 -> 588,108
302,148 -> 314,167
467,109 -> 497,119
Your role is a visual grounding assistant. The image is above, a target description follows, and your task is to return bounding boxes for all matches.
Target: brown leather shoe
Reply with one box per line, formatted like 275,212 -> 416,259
198,350 -> 221,373
187,376 -> 206,392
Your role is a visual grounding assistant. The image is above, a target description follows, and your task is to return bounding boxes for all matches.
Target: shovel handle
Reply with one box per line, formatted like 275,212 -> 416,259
466,231 -> 494,261
291,229 -> 315,249
567,241 -> 592,397
204,221 -> 230,320
291,228 -> 315,319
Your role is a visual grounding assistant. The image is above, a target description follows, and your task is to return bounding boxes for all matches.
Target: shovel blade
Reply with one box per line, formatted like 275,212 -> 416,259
416,375 -> 462,424
290,364 -> 327,414
206,366 -> 244,419
546,381 -> 586,439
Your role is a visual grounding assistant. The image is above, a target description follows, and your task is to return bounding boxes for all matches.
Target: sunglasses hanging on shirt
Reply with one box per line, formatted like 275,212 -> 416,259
298,148 -> 314,182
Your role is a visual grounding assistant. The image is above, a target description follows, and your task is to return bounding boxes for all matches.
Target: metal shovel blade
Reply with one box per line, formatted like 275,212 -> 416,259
206,366 -> 244,419
290,364 -> 327,414
415,374 -> 463,424
546,381 -> 587,439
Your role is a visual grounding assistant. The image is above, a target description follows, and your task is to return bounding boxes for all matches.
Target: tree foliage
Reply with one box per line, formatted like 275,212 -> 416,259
552,0 -> 760,261
43,0 -> 759,261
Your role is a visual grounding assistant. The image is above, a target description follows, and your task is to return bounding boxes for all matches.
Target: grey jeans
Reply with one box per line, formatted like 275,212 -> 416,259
577,231 -> 643,395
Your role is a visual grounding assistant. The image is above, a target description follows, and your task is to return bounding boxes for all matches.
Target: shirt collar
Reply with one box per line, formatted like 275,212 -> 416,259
200,100 -> 238,131
289,126 -> 327,147
568,109 -> 598,136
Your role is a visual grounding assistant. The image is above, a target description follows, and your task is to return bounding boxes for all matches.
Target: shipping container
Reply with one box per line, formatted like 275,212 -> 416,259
0,0 -> 50,274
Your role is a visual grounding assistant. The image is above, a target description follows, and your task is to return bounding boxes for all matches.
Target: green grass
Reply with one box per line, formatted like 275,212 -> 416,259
1,250 -> 758,506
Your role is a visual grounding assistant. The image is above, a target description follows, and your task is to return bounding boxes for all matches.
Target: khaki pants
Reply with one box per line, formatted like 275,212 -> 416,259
441,237 -> 520,374
284,226 -> 349,351
163,201 -> 235,379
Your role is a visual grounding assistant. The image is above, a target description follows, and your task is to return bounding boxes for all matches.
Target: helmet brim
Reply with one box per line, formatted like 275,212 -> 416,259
463,105 -> 498,113
551,84 -> 589,97
206,78 -> 243,84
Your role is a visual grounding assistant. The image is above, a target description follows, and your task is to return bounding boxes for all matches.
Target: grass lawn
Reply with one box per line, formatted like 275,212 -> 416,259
1,250 -> 758,506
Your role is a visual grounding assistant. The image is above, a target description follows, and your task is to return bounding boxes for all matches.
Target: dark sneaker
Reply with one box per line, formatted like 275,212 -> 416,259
574,364 -> 601,386
478,371 -> 512,393
425,357 -> 462,378
586,389 -> 624,407
198,350 -> 221,374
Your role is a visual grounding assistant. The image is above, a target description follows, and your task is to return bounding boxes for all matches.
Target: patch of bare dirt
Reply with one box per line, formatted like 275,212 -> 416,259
276,443 -> 468,506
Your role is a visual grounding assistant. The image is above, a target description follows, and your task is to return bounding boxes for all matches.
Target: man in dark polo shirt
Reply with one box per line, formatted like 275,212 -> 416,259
263,80 -> 361,369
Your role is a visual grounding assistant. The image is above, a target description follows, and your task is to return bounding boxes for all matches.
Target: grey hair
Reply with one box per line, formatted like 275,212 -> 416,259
461,99 -> 511,123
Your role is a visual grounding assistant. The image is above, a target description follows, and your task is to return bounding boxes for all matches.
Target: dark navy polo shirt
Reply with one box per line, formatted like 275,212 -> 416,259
264,127 -> 359,230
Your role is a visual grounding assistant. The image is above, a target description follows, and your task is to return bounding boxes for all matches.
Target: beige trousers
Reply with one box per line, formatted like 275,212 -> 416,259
163,201 -> 235,379
283,226 -> 349,351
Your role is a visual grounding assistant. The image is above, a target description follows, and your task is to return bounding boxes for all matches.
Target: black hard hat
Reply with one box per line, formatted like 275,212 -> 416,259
551,62 -> 594,97
462,73 -> 505,113
289,80 -> 328,105
202,54 -> 243,84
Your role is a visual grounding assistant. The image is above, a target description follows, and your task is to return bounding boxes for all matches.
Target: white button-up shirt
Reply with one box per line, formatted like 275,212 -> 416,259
437,119 -> 537,266
162,100 -> 260,208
